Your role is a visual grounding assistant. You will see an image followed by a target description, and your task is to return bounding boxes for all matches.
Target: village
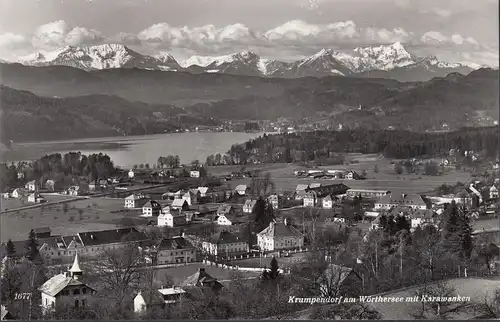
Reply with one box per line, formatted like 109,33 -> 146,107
0,150 -> 499,320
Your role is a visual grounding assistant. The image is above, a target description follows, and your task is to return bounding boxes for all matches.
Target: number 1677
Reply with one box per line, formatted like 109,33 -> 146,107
15,293 -> 32,300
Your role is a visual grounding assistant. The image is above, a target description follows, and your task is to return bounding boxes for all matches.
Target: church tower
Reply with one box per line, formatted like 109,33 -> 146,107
68,253 -> 83,280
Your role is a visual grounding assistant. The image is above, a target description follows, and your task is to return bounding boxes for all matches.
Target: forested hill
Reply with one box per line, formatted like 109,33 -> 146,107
0,86 -> 219,142
227,126 -> 499,164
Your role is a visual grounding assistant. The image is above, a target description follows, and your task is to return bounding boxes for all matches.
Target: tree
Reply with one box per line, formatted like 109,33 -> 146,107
249,171 -> 275,196
262,257 -> 280,281
145,163 -> 150,169
394,164 -> 403,175
139,164 -> 144,169
253,197 -> 275,231
6,239 -> 16,258
0,258 -> 23,307
424,161 -> 439,176
88,241 -> 145,313
474,242 -> 499,274
25,229 -> 39,261
473,289 -> 500,319
310,302 -> 381,320
411,281 -> 471,319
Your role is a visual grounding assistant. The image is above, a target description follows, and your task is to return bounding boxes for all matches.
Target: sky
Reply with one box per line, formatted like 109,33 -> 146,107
0,0 -> 498,66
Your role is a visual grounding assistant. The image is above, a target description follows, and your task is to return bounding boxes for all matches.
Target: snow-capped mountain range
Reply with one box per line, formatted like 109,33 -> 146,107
13,42 -> 476,81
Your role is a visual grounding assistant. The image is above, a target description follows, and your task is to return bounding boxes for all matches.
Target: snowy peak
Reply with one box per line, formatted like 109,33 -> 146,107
20,44 -> 182,71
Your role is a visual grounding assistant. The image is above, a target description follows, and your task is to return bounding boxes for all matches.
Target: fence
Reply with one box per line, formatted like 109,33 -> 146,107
202,259 -> 289,274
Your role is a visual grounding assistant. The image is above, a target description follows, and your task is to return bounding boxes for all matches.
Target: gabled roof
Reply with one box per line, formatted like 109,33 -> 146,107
26,180 -> 36,185
39,273 -> 86,297
244,199 -> 257,208
323,195 -> 332,201
171,199 -> 188,208
296,184 -> 309,192
1,305 -> 13,320
309,183 -> 322,189
318,264 -> 355,286
490,185 -> 499,192
159,208 -> 183,218
307,183 -> 350,197
235,184 -> 248,191
143,200 -> 162,209
217,204 -> 232,214
34,227 -> 51,234
77,228 -> 148,247
158,237 -> 194,250
125,193 -> 149,200
207,231 -> 243,245
198,187 -> 209,194
377,193 -> 426,207
258,221 -> 304,239
181,268 -> 222,288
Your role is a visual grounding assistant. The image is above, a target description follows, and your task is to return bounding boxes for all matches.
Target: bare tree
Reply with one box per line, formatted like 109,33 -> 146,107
473,289 -> 500,319
310,302 -> 381,320
0,258 -> 23,307
411,281 -> 471,319
249,171 -> 275,196
87,241 -> 145,313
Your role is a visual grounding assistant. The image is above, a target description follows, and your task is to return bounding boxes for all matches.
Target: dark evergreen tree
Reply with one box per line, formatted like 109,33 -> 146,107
268,257 -> 280,280
6,239 -> 16,258
25,229 -> 39,261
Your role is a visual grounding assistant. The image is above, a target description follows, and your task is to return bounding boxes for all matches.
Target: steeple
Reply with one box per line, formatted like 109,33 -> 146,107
68,253 -> 83,279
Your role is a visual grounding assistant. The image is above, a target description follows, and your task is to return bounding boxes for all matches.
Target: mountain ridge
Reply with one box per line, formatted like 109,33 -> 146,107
12,42 -> 476,82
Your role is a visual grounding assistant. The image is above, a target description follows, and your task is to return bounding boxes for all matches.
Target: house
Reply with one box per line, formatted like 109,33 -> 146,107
124,193 -> 150,208
158,209 -> 186,228
303,192 -> 316,207
190,170 -> 200,178
142,200 -> 162,217
307,183 -> 349,198
267,194 -> 279,210
128,169 -> 135,179
374,193 -> 427,210
182,191 -> 199,206
67,186 -> 86,196
346,189 -> 390,199
295,184 -> 309,199
2,189 -> 14,199
171,198 -> 189,211
317,264 -> 362,297
156,237 -> 197,264
88,181 -> 97,192
235,185 -> 248,196
490,185 -> 499,200
409,209 -> 436,230
134,287 -> 187,314
322,195 -> 334,209
216,204 -> 237,226
202,231 -> 249,257
25,180 -> 36,192
11,188 -> 25,199
34,227 -> 52,238
198,186 -> 209,197
257,219 -> 304,251
173,190 -> 183,199
28,192 -> 45,203
39,254 -> 97,313
243,199 -> 257,213
180,267 -> 224,291
345,171 -> 359,180
45,179 -> 64,192
134,290 -> 166,314
75,228 -> 149,257
1,305 -> 14,320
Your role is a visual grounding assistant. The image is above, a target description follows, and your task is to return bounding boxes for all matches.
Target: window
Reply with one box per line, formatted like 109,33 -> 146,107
73,289 -> 80,295
82,288 -> 87,294
82,299 -> 86,307
75,300 -> 79,308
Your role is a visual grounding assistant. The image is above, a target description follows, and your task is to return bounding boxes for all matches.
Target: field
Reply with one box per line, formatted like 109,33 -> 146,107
210,154 -> 472,195
0,197 -> 150,242
0,193 -> 80,212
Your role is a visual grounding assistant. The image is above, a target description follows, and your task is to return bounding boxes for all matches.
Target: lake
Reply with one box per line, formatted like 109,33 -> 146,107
1,132 -> 264,167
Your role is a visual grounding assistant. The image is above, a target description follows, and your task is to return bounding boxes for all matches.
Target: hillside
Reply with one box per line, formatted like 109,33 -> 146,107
188,69 -> 499,130
0,86 -> 218,142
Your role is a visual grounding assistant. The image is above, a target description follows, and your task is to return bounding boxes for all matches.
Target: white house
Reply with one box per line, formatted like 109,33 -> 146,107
235,185 -> 248,196
39,254 -> 96,314
142,200 -> 162,217
490,185 -> 499,200
409,210 -> 435,230
303,192 -> 316,207
134,288 -> 186,314
171,198 -> 189,210
156,237 -> 197,265
25,180 -> 36,192
11,188 -> 25,198
190,170 -> 200,178
28,192 -> 45,203
198,186 -> 209,197
124,194 -> 150,208
128,169 -> 135,179
267,194 -> 279,209
182,191 -> 199,206
322,195 -> 334,209
257,219 -> 304,251
216,205 -> 236,226
157,209 -> 186,228
243,199 -> 257,213
374,193 -> 427,210
202,231 -> 249,256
